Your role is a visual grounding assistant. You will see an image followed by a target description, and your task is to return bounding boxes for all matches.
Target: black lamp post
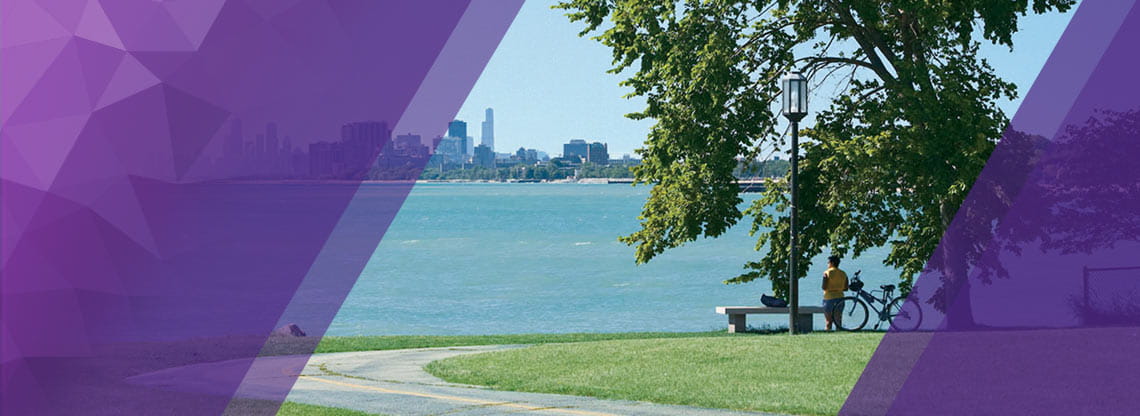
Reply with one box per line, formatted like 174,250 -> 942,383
781,70 -> 808,334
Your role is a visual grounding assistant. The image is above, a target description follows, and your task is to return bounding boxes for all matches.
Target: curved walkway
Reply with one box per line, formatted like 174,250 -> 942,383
285,345 -> 774,416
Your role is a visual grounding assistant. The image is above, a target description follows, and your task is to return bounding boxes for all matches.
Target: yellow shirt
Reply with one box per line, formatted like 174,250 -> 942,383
823,267 -> 848,300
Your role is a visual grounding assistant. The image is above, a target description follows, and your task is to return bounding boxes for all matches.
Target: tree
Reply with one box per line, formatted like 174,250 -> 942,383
557,0 -> 1074,326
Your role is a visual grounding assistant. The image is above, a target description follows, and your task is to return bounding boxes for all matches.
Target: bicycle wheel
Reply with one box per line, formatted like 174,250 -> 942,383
833,297 -> 868,332
886,296 -> 923,332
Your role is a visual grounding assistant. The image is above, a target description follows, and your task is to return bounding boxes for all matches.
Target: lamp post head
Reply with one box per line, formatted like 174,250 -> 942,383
781,70 -> 808,122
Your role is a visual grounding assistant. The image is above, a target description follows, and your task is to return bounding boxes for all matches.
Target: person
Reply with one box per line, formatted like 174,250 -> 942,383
821,255 -> 849,331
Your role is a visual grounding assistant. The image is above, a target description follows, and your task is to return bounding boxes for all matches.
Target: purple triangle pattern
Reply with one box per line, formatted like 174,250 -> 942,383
842,1 -> 1140,414
0,0 -> 524,414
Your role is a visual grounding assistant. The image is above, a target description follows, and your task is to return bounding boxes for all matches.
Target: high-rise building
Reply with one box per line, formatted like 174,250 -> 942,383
481,108 -> 494,151
587,142 -> 609,165
436,137 -> 466,163
341,121 -> 390,172
309,141 -> 343,177
265,122 -> 279,159
395,133 -> 428,157
446,120 -> 469,159
516,147 -> 540,163
395,133 -> 422,150
474,144 -> 495,168
447,120 -> 467,140
563,139 -> 588,162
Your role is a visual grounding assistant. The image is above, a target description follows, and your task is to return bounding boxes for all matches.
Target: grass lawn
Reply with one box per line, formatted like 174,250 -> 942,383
425,333 -> 883,416
277,401 -> 382,415
313,330 -> 748,354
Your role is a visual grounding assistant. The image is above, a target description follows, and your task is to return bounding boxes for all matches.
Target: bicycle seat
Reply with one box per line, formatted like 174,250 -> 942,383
880,284 -> 896,291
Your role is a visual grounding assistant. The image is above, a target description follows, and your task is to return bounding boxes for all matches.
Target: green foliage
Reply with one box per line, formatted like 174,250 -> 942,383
556,0 -> 1074,297
426,333 -> 883,415
314,331 -> 737,353
736,158 -> 789,178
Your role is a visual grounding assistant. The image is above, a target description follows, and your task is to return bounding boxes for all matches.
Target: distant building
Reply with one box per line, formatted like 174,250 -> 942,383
473,144 -> 495,168
255,133 -> 265,159
395,133 -> 420,149
265,122 -> 279,159
309,141 -> 343,177
515,147 -> 541,164
341,121 -> 390,172
587,142 -> 608,165
563,139 -> 588,162
395,133 -> 428,157
447,120 -> 467,140
481,108 -> 494,151
436,136 -> 466,163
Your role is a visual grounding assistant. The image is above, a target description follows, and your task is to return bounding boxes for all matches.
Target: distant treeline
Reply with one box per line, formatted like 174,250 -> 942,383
414,158 -> 789,181
735,159 -> 790,178
418,161 -> 635,181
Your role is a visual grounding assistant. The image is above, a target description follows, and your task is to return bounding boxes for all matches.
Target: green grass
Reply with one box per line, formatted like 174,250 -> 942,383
425,333 -> 883,416
277,401 -> 383,415
314,330 -> 752,354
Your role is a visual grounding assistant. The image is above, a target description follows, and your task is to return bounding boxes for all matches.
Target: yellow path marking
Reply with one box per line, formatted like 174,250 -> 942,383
298,375 -> 618,416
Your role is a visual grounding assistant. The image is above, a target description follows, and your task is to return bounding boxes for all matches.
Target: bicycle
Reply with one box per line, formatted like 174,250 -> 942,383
830,270 -> 923,332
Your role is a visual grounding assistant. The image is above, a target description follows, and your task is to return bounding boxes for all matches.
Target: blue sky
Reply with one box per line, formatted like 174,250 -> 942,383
455,1 -> 1079,157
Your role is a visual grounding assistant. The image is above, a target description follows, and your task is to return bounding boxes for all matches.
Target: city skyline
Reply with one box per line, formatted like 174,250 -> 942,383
201,4 -> 1079,170
210,115 -> 626,180
454,1 -> 1078,157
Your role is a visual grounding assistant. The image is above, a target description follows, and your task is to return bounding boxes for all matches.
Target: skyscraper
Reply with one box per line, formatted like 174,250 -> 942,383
340,121 -> 390,172
474,144 -> 494,168
481,108 -> 494,151
587,142 -> 609,165
563,139 -> 588,162
265,122 -> 279,158
447,120 -> 467,140
447,120 -> 468,158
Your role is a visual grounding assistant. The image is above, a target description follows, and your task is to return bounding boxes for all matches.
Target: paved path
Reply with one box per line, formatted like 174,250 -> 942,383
281,345 -> 773,416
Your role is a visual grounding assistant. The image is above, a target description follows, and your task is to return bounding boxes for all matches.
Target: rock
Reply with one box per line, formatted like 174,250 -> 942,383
272,323 -> 306,337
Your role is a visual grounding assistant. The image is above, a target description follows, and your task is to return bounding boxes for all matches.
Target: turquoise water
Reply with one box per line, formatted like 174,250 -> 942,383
328,183 -> 898,335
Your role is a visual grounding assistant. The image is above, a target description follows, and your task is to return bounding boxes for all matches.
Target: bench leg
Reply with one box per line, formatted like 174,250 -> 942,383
795,313 -> 813,333
727,314 -> 746,333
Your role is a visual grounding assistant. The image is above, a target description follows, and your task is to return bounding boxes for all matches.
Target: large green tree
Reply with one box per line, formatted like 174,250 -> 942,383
556,0 -> 1074,322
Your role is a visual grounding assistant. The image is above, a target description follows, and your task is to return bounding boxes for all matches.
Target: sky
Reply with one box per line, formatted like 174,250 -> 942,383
454,1 -> 1080,158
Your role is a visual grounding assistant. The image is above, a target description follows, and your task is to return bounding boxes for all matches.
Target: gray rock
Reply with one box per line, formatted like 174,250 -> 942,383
272,323 -> 306,337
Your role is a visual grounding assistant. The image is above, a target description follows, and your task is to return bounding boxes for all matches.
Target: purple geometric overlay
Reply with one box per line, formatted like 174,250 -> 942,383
1,1 -> 522,414
843,1 -> 1140,414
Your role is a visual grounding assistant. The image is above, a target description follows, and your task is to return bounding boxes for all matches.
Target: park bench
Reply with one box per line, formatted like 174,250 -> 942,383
715,306 -> 826,333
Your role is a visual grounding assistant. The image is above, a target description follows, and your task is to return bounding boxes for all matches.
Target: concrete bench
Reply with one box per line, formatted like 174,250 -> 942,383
715,306 -> 826,333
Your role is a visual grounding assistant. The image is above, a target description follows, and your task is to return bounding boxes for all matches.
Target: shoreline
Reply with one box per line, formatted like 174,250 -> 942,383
205,178 -> 777,185
207,178 -> 641,185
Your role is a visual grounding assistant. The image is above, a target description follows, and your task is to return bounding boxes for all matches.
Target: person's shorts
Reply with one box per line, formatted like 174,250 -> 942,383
822,298 -> 845,315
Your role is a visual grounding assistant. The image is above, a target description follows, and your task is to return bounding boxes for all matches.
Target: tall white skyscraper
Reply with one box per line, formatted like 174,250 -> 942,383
481,108 -> 494,151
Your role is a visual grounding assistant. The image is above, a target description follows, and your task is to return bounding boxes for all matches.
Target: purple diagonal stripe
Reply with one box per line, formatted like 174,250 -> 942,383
0,1 -> 522,415
843,1 -> 1140,415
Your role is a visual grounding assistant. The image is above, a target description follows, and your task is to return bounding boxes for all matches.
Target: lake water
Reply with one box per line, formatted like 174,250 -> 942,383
328,183 -> 899,335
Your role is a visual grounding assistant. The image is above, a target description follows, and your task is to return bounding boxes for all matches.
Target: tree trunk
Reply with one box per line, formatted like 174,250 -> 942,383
940,201 -> 977,330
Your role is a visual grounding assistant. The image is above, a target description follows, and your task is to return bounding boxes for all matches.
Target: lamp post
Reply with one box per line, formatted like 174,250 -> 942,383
781,70 -> 808,334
